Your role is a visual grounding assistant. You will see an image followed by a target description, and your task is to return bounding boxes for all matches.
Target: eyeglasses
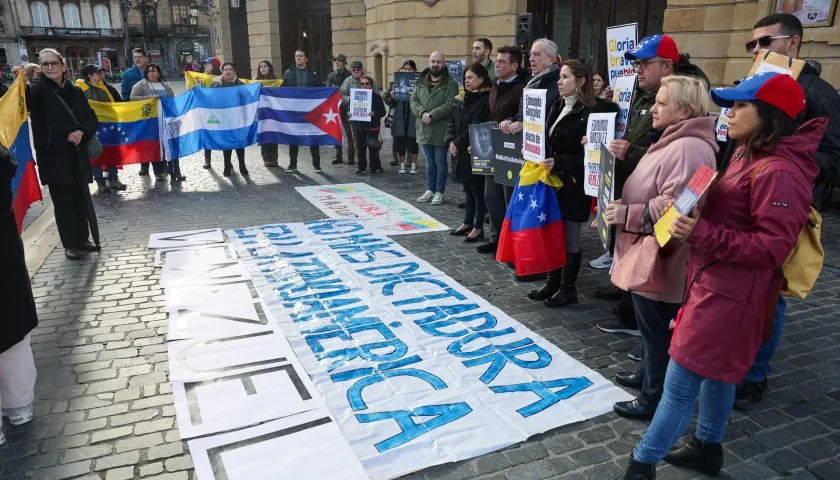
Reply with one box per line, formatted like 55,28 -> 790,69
745,35 -> 791,52
40,61 -> 61,68
359,83 -> 371,87
632,59 -> 666,71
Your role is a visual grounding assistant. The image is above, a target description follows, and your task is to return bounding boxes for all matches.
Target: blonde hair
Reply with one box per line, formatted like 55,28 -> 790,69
24,63 -> 41,82
660,75 -> 711,118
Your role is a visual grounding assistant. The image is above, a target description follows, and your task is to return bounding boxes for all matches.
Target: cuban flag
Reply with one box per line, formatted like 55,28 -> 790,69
159,83 -> 261,160
0,73 -> 42,232
257,87 -> 343,146
496,162 -> 566,276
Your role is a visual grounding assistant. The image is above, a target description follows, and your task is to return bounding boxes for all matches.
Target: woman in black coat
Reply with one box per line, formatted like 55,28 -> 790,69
528,59 -> 620,307
26,48 -> 99,260
445,63 -> 493,242
0,144 -> 39,436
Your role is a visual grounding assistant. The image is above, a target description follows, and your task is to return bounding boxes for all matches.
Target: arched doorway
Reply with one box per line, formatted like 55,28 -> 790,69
279,0 -> 332,83
65,46 -> 89,80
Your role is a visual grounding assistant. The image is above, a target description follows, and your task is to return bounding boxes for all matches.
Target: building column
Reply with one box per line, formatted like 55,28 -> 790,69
214,1 -> 234,63
246,0 -> 281,76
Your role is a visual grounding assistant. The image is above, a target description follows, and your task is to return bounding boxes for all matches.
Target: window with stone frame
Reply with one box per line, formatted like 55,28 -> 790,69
171,4 -> 192,25
94,3 -> 111,29
30,1 -> 50,27
62,2 -> 82,28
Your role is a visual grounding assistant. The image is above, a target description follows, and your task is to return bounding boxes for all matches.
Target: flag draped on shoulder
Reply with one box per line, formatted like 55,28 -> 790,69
0,73 -> 41,232
496,162 -> 566,276
257,87 -> 343,147
185,71 -> 283,89
89,99 -> 160,166
158,83 -> 261,160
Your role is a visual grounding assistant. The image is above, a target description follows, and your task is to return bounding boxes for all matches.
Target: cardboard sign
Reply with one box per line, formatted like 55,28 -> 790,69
492,129 -> 524,187
748,50 -> 805,79
606,23 -> 638,88
583,112 -> 617,197
349,88 -> 372,121
392,72 -> 419,101
470,122 -> 497,174
522,89 -> 547,163
596,144 -> 616,251
654,165 -> 717,247
612,74 -> 636,139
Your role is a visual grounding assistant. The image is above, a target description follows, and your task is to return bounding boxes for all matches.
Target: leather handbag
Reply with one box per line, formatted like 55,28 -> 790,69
51,88 -> 103,160
611,206 -> 665,293
366,132 -> 383,151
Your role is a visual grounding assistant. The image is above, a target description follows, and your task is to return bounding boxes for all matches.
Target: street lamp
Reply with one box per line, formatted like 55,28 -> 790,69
128,0 -> 158,50
190,0 -> 213,16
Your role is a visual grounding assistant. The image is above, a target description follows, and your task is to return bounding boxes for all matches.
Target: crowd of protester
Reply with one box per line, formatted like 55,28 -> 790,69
2,12 -> 839,480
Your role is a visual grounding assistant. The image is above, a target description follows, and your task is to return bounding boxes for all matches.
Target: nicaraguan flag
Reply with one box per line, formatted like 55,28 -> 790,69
0,73 -> 42,232
496,162 -> 566,276
158,83 -> 260,160
89,99 -> 160,166
257,87 -> 343,147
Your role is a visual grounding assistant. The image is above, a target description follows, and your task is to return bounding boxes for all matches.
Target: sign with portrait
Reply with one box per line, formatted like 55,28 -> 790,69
392,72 -> 419,101
771,0 -> 837,26
469,122 -> 497,174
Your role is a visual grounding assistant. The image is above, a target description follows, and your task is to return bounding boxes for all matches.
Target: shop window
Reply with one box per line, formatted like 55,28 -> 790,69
63,3 -> 81,28
31,1 -> 50,27
172,4 -> 191,25
94,4 -> 110,29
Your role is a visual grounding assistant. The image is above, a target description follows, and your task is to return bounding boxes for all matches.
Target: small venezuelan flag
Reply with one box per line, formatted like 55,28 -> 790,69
89,99 -> 160,166
185,71 -> 283,89
0,73 -> 42,232
496,161 -> 567,276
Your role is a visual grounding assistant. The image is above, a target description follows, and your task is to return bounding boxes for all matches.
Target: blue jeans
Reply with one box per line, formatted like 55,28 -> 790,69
634,360 -> 736,465
421,144 -> 447,194
92,165 -> 118,182
745,296 -> 786,382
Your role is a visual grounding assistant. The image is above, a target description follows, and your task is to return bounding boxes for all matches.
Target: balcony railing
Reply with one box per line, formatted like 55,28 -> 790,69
19,26 -> 124,37
128,24 -> 209,36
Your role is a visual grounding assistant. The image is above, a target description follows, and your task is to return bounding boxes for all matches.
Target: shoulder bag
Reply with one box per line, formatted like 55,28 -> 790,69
50,88 -> 103,160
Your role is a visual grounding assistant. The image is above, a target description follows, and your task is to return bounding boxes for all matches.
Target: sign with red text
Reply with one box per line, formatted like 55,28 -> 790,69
522,89 -> 547,163
584,112 -> 617,197
606,23 -> 638,89
612,74 -> 636,139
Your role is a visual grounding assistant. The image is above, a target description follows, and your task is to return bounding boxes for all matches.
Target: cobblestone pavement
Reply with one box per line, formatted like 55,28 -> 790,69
4,138 -> 840,480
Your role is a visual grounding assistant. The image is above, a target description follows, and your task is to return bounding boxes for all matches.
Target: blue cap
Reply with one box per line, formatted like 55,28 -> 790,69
710,72 -> 805,119
624,35 -> 679,63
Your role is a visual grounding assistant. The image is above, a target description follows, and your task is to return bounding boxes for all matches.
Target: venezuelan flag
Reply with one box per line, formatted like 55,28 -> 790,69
185,71 -> 283,89
496,162 -> 567,276
0,73 -> 42,232
89,99 -> 160,166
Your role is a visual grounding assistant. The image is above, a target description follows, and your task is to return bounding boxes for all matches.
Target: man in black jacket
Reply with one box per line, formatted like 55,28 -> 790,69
327,54 -> 353,165
499,38 -> 560,135
281,49 -> 323,173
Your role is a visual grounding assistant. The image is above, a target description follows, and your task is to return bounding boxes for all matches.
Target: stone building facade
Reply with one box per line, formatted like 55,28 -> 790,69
211,0 -> 840,89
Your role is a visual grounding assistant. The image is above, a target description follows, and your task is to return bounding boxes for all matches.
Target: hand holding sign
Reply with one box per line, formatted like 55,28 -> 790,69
608,139 -> 630,160
349,88 -> 372,122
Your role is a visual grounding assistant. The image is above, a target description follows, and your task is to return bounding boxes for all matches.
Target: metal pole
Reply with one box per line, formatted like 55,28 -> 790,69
120,0 -> 131,67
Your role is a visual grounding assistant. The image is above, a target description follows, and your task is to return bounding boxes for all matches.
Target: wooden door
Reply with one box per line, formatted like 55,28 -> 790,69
290,0 -> 331,84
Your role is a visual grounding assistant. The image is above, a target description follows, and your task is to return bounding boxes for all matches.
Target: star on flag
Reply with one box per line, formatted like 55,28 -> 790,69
323,108 -> 339,124
529,198 -> 538,209
538,212 -> 547,223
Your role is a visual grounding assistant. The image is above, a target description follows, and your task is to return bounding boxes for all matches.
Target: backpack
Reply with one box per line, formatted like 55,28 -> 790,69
750,156 -> 824,299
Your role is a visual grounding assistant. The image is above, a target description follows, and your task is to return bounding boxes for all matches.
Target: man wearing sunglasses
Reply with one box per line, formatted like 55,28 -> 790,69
732,13 -> 840,412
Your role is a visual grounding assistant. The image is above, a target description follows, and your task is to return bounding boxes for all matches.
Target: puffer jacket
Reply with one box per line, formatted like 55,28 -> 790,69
409,67 -> 460,145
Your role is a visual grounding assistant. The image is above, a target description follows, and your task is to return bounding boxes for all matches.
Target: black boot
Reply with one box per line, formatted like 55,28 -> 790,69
664,436 -> 723,477
622,456 -> 655,479
545,252 -> 581,308
239,159 -> 249,176
528,268 -> 562,300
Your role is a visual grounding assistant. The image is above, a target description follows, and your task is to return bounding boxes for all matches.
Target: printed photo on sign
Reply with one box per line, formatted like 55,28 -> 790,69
469,122 -> 497,174
612,74 -> 636,139
606,23 -> 638,88
584,112 -> 617,197
350,88 -> 372,122
522,89 -> 547,163
392,72 -> 419,101
492,128 -> 523,187
148,228 -> 224,249
596,144 -> 616,251
446,60 -> 466,89
772,0 -> 836,26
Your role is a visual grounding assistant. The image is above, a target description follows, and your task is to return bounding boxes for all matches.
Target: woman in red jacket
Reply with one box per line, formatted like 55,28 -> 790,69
622,72 -> 825,479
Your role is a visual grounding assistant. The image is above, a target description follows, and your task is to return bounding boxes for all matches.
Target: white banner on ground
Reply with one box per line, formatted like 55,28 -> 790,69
584,113 -> 617,197
148,229 -> 224,249
153,243 -> 238,268
612,74 -> 636,139
606,23 -> 638,89
226,219 -> 633,480
295,183 -> 448,236
189,408 -> 369,480
160,261 -> 252,289
522,89 -> 547,163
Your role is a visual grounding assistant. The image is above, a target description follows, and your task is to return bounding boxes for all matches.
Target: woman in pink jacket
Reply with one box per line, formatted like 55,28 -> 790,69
621,73 -> 824,480
606,76 -> 718,422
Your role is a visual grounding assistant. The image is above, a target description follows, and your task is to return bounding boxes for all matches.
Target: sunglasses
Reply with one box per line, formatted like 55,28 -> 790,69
745,35 -> 791,52
40,61 -> 61,68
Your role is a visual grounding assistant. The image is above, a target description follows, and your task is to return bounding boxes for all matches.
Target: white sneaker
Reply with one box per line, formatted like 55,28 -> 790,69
2,404 -> 34,426
0,430 -> 5,446
399,163 -> 406,174
589,252 -> 613,269
410,164 -> 418,175
417,190 -> 434,203
431,192 -> 444,205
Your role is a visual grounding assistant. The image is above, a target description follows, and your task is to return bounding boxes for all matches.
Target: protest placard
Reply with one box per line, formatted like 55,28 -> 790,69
470,122 -> 497,174
393,72 -> 419,101
522,89 -> 547,163
584,112 -> 617,197
654,165 -> 717,247
749,50 -> 805,78
612,74 -> 636,139
447,60 -> 466,92
492,129 -> 524,187
596,144 -> 616,251
606,23 -> 638,88
350,88 -> 372,121
715,108 -> 730,142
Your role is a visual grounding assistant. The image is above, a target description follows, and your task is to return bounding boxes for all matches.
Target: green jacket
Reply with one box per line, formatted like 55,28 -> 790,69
409,68 -> 460,145
616,86 -> 657,194
483,58 -> 496,81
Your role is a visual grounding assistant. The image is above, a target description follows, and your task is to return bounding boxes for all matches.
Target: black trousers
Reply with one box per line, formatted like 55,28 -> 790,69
484,176 -> 511,244
463,179 -> 487,227
632,293 -> 681,409
354,130 -> 381,172
223,148 -> 245,169
289,145 -> 321,168
261,144 -> 278,164
48,183 -> 91,249
204,149 -> 212,164
338,104 -> 355,159
140,161 -> 166,174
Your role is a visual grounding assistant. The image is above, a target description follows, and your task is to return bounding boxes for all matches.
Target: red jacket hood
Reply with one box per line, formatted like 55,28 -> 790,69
756,118 -> 826,185
647,116 -> 719,156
